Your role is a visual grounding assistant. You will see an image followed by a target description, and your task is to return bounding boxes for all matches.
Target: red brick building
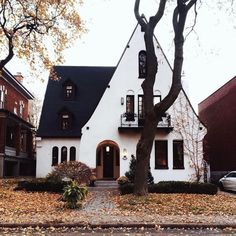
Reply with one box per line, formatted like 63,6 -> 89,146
0,69 -> 35,177
199,77 -> 236,182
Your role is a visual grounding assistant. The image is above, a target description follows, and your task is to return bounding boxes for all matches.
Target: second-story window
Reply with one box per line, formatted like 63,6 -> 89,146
19,101 -> 24,118
65,85 -> 73,99
138,95 -> 145,126
0,85 -> 6,109
126,95 -> 135,121
61,113 -> 71,130
63,80 -> 76,100
138,50 -> 147,78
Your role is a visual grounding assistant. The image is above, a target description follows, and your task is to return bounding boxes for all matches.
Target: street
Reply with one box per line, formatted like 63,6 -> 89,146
0,227 -> 236,236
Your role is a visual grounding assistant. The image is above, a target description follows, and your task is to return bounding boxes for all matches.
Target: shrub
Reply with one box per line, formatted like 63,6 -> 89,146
119,183 -> 134,195
15,178 -> 67,193
46,161 -> 92,185
152,181 -> 218,195
119,181 -> 218,195
125,155 -> 154,185
117,176 -> 130,185
63,180 -> 88,209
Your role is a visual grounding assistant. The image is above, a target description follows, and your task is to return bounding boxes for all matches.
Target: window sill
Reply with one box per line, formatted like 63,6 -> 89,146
173,167 -> 185,170
155,167 -> 169,170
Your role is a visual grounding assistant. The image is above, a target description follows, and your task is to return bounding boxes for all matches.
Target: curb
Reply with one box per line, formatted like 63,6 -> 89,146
0,222 -> 235,229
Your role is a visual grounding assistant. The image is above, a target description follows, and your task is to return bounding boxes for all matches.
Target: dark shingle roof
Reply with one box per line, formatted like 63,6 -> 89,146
37,66 -> 116,138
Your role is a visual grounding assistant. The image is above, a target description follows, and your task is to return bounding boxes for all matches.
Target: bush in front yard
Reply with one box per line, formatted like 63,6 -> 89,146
119,181 -> 218,195
46,161 -> 92,185
15,178 -> 67,193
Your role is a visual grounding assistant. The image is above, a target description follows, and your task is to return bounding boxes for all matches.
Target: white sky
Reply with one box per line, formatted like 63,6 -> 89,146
6,0 -> 236,111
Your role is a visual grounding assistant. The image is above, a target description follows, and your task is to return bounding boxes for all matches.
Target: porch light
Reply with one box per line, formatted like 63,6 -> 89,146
122,148 -> 128,160
106,146 -> 110,152
121,97 -> 124,105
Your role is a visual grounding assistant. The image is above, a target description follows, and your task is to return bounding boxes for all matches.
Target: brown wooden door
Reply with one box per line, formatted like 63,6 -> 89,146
103,146 -> 114,178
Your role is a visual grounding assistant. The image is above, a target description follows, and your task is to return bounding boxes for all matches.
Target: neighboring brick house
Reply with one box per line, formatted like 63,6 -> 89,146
198,77 -> 236,182
0,69 -> 35,177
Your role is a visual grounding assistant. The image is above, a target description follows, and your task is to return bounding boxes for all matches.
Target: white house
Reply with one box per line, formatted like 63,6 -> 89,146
36,24 -> 207,182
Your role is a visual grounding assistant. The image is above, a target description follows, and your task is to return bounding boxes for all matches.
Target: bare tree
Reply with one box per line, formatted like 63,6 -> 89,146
171,91 -> 207,182
134,0 -> 198,195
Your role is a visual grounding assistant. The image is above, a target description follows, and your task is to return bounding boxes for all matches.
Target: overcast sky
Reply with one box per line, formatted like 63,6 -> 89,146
7,0 -> 236,111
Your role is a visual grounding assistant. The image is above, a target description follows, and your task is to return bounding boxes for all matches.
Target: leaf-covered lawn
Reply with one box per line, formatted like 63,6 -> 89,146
0,179 -> 236,225
115,193 -> 236,216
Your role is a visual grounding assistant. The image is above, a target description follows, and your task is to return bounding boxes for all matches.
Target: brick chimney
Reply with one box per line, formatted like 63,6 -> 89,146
15,72 -> 24,83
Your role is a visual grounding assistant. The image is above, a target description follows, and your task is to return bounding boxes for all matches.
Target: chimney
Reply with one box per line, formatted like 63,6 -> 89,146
15,72 -> 24,83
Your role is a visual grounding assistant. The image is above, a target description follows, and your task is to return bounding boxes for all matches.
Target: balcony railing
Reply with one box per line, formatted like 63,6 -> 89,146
119,112 -> 172,130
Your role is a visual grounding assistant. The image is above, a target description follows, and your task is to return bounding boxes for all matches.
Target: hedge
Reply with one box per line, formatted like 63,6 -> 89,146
119,181 -> 218,195
14,179 -> 68,193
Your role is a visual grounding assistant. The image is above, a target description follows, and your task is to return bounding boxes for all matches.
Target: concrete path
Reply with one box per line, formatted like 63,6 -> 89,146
82,190 -> 117,212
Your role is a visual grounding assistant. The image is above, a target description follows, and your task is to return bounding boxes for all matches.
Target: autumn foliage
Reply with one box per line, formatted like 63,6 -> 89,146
0,0 -> 85,72
46,161 -> 92,185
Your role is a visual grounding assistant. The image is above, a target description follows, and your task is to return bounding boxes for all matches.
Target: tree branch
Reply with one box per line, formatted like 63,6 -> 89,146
151,0 -> 167,28
134,0 -> 146,30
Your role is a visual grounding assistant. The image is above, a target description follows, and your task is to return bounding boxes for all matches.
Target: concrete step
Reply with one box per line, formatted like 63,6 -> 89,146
95,180 -> 118,187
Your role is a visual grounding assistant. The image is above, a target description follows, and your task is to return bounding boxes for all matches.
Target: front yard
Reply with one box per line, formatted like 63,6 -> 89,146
0,179 -> 236,225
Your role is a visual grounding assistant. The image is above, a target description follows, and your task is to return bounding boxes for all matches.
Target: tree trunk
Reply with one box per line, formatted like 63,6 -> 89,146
133,0 -> 197,196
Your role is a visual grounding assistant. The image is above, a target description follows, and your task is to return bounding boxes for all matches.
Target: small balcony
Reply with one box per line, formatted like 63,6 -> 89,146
118,112 -> 173,133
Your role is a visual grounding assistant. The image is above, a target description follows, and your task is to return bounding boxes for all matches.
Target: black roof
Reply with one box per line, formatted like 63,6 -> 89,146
37,66 -> 116,138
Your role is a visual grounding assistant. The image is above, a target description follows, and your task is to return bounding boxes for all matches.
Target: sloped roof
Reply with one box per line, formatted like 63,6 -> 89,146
37,66 -> 116,138
2,68 -> 34,99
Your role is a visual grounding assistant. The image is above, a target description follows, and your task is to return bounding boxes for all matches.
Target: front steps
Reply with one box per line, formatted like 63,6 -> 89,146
88,180 -> 119,192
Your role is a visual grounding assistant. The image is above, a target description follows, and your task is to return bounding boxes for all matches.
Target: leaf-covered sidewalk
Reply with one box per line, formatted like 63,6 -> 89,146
0,179 -> 236,226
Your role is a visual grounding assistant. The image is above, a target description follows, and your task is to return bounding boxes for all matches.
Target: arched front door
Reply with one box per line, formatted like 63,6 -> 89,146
96,140 -> 120,179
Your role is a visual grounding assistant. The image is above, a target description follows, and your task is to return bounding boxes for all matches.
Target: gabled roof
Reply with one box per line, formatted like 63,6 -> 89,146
2,67 -> 34,100
37,66 -> 116,138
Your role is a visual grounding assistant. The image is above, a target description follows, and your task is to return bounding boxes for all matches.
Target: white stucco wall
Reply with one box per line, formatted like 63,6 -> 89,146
36,138 -> 80,177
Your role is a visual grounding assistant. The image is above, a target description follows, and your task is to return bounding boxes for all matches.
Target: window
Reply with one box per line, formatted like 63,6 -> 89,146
65,85 -> 73,99
61,146 -> 67,163
138,95 -> 145,125
61,113 -> 71,130
63,80 -> 76,100
52,146 -> 59,166
155,140 -> 168,169
138,95 -> 162,126
138,50 -> 147,78
70,146 -> 76,161
126,95 -> 135,121
19,101 -> 24,118
173,140 -> 184,169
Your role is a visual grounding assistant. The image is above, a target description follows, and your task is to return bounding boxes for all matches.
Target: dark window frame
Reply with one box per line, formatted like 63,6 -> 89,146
138,50 -> 147,78
52,146 -> 59,166
138,95 -> 161,126
126,95 -> 135,121
173,140 -> 184,169
69,146 -> 76,161
61,146 -> 67,163
60,112 -> 72,130
155,140 -> 168,169
63,81 -> 76,100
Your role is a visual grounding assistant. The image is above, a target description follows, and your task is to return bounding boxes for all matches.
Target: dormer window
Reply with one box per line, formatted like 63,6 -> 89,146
63,79 -> 76,100
61,113 -> 71,130
65,85 -> 73,99
138,50 -> 147,78
58,108 -> 73,130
